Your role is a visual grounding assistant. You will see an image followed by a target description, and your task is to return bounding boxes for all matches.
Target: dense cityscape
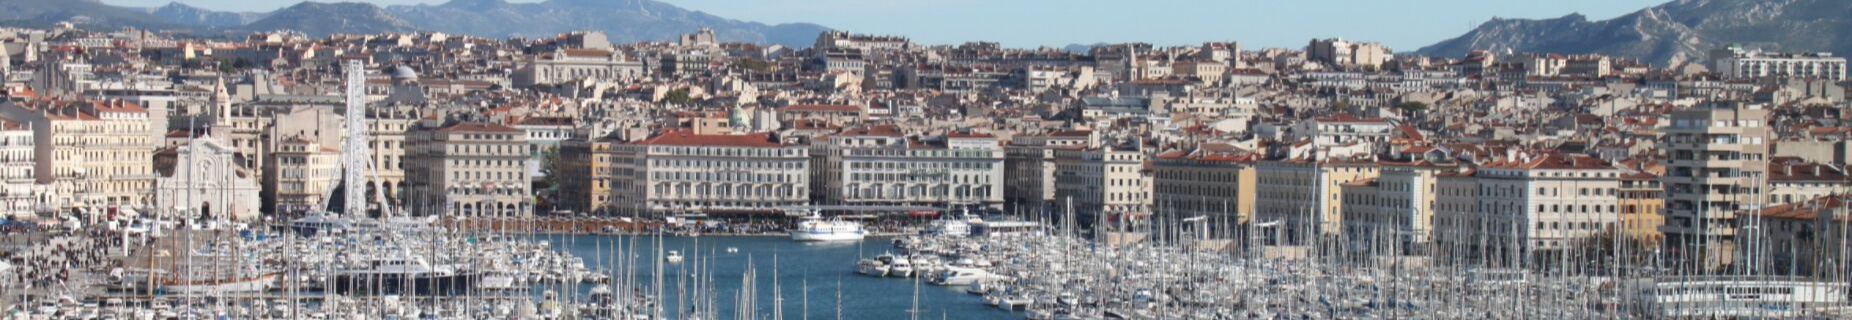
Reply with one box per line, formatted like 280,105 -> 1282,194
1,1 -> 1852,318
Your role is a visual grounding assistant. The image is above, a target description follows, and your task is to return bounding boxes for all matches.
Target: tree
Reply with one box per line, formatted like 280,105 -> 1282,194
736,58 -> 772,72
664,89 -> 692,105
1393,101 -> 1428,113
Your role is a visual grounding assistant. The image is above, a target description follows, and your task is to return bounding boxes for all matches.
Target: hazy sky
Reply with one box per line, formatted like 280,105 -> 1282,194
102,0 -> 1668,50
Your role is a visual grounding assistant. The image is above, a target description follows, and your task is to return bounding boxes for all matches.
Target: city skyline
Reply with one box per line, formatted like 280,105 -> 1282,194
100,0 -> 1659,49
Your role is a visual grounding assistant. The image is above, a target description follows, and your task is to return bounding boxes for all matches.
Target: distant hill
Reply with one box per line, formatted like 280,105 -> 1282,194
0,0 -> 828,47
146,2 -> 268,28
243,2 -> 418,37
1418,0 -> 1852,66
0,0 -> 183,30
385,0 -> 828,47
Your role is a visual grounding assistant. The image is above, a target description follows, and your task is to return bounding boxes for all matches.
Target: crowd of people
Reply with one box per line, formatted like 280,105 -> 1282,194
2,222 -> 130,305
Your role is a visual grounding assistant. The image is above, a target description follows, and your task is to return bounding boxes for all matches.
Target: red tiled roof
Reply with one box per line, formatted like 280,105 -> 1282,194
1483,152 -> 1612,170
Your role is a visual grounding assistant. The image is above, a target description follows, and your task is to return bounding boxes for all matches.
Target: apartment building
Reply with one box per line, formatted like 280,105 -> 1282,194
405,122 -> 533,217
813,126 -> 1004,210
1053,142 -> 1151,222
607,130 -> 809,216
1433,153 -> 1622,264
265,135 -> 341,214
1151,144 -> 1256,224
1003,130 -> 1092,215
1661,101 -> 1770,269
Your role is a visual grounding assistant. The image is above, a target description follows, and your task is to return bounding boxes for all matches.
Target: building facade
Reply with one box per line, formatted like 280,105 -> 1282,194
1660,102 -> 1770,269
405,122 -> 533,217
813,127 -> 1004,211
1710,46 -> 1847,81
1254,158 -> 1380,245
154,137 -> 262,221
265,136 -> 341,215
514,48 -> 647,87
556,136 -> 615,215
609,130 -> 809,216
1152,146 -> 1255,224
1003,130 -> 1091,215
0,117 -> 36,216
1053,144 -> 1151,222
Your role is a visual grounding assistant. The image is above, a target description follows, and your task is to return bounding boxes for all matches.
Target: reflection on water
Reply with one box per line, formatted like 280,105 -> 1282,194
529,234 -> 1017,320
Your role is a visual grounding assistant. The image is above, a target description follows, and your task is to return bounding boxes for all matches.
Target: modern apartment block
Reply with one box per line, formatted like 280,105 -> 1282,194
1660,101 -> 1771,269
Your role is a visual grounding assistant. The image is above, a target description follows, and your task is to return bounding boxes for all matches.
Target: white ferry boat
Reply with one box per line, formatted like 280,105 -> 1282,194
1626,276 -> 1851,318
788,212 -> 866,242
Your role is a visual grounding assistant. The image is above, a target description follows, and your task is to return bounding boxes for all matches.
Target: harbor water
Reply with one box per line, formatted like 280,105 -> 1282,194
529,234 -> 1017,320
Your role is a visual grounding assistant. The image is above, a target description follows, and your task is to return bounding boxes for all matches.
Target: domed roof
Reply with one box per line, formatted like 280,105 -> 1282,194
388,65 -> 418,80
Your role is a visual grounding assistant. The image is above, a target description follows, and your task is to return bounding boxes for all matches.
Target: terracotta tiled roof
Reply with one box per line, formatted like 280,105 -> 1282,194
1483,152 -> 1612,170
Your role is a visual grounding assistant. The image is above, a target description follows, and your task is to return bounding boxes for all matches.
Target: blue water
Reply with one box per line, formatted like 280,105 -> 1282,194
529,235 -> 1019,320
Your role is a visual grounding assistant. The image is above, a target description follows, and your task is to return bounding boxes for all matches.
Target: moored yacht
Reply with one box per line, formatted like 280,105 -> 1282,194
788,212 -> 866,242
333,255 -> 479,296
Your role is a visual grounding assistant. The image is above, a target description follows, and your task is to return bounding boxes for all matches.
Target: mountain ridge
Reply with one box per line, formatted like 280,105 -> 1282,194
0,0 -> 828,47
1417,0 -> 1852,66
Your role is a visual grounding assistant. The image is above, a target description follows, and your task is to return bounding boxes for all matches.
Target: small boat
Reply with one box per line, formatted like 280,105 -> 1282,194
929,266 -> 1007,286
725,247 -> 739,253
664,250 -> 685,263
855,258 -> 888,277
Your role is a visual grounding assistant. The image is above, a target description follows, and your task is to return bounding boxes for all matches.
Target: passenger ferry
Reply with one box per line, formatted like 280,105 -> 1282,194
1625,276 -> 1850,318
788,212 -> 866,242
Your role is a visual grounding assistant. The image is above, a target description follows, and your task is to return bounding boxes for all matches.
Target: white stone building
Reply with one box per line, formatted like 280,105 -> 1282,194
155,137 -> 262,221
405,122 -> 533,217
813,126 -> 1005,210
607,130 -> 810,216
1710,46 -> 1846,81
1432,152 -> 1622,264
514,48 -> 647,87
1053,142 -> 1151,221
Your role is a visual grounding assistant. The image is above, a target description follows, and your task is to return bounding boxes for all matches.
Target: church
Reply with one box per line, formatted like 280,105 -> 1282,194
154,136 -> 263,221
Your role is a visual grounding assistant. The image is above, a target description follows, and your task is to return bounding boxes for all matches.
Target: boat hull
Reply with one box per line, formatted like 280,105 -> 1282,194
160,273 -> 279,294
788,229 -> 866,241
332,272 -> 480,296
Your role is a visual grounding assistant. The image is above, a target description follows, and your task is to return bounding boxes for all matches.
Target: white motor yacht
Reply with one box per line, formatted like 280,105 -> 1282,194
788,212 -> 866,242
888,257 -> 915,278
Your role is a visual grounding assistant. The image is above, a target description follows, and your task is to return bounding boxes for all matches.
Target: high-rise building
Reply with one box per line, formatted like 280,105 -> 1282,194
1660,101 -> 1770,269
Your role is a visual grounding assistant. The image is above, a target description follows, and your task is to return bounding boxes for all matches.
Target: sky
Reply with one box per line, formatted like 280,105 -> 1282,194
101,0 -> 1668,50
